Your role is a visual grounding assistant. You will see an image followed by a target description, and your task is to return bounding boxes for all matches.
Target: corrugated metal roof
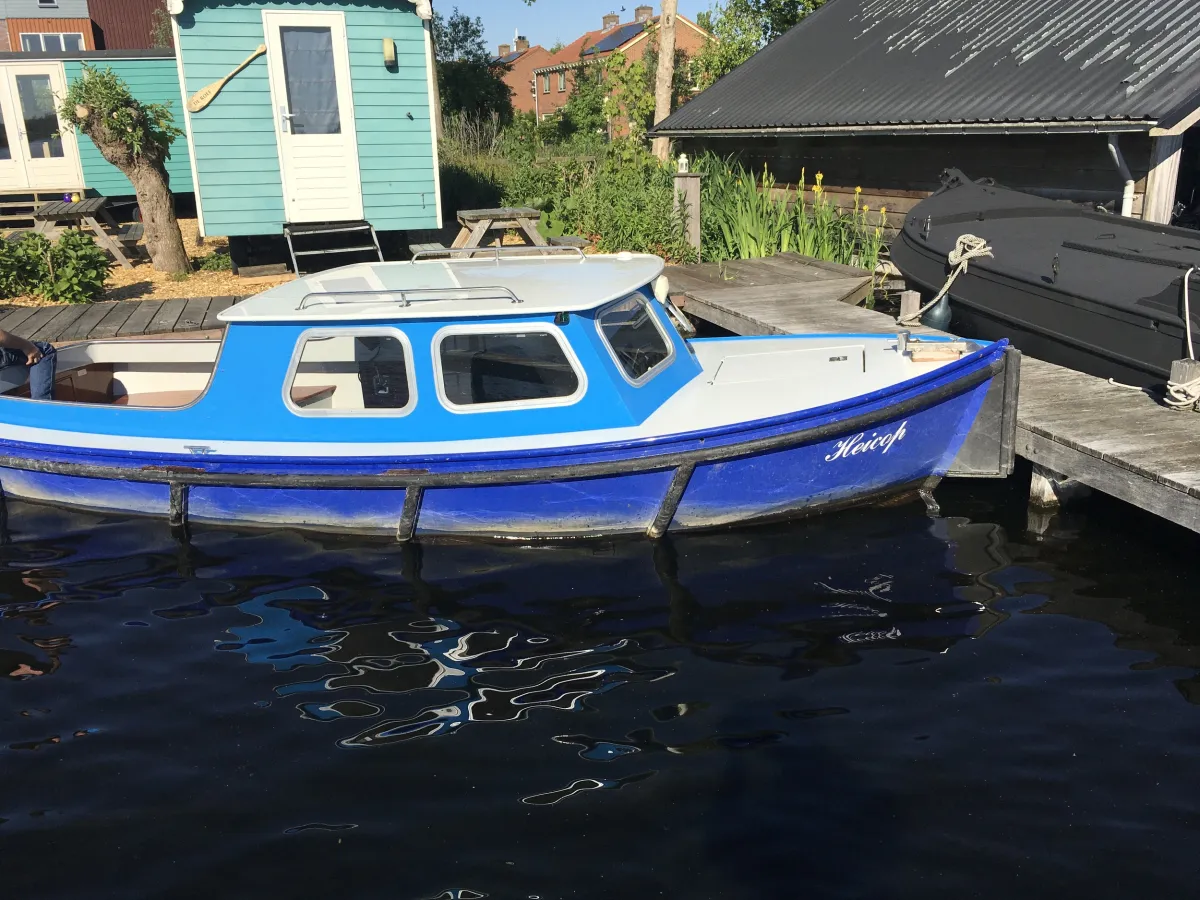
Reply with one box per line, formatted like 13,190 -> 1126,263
88,0 -> 159,50
656,0 -> 1200,134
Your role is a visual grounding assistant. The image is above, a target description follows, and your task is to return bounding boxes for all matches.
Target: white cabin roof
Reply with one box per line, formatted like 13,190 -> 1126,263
219,253 -> 666,323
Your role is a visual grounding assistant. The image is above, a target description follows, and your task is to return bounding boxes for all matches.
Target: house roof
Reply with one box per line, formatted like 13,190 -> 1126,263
492,50 -> 528,65
221,254 -> 665,323
655,0 -> 1200,137
533,15 -> 708,74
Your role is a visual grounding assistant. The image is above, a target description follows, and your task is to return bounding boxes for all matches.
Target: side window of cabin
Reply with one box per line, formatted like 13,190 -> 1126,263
597,295 -> 674,383
288,332 -> 414,414
438,331 -> 580,407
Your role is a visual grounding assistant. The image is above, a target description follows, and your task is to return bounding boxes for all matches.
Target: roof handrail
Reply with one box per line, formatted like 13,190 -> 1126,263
411,245 -> 586,263
296,286 -> 522,311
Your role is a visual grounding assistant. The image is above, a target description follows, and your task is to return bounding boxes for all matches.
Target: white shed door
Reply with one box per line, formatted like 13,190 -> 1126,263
0,63 -> 83,192
263,11 -> 364,224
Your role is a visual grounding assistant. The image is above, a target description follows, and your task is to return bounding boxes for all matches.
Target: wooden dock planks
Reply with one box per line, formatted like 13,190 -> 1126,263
0,295 -> 248,343
669,254 -> 1200,535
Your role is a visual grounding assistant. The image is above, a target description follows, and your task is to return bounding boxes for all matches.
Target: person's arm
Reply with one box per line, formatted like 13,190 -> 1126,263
0,330 -> 43,365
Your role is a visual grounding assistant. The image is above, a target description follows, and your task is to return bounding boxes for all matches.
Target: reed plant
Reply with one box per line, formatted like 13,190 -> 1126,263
697,155 -> 889,273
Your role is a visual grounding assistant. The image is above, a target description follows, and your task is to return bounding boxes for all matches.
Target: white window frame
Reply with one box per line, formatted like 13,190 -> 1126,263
283,326 -> 418,418
432,322 -> 588,414
595,293 -> 677,387
542,73 -> 550,93
20,33 -> 85,52
558,72 -> 566,92
37,0 -> 59,7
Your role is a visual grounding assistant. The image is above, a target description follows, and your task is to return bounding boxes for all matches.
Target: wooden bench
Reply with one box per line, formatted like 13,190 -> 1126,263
549,235 -> 592,249
116,223 -> 144,245
408,241 -> 448,258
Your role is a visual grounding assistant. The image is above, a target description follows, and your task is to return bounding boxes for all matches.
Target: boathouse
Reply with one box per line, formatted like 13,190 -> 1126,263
167,0 -> 441,254
654,0 -> 1200,226
0,49 -> 193,203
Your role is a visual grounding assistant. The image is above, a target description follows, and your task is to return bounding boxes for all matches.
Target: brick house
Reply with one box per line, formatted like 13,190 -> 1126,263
0,0 -> 159,52
528,5 -> 710,122
492,35 -> 551,116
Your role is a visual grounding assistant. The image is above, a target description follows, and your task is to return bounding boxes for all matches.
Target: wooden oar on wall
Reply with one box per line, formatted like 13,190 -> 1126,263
187,45 -> 267,113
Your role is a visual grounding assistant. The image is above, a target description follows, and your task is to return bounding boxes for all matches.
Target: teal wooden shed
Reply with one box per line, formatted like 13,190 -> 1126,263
167,0 -> 441,249
0,50 -> 193,200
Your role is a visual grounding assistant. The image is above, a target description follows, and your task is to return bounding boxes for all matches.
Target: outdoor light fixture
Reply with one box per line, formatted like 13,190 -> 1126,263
382,37 -> 397,67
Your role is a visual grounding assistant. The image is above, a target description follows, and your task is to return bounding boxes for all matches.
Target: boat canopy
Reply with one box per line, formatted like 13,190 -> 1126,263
220,253 -> 666,323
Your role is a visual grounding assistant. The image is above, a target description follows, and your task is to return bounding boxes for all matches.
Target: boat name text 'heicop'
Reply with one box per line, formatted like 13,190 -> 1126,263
824,421 -> 908,462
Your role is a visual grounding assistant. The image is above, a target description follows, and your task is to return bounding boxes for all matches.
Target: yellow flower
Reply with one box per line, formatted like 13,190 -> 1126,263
880,205 -> 888,216
815,171 -> 824,185
855,185 -> 862,194
863,204 -> 870,213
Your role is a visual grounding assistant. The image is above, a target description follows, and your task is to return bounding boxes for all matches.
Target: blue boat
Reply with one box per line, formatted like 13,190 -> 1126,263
0,250 -> 1019,540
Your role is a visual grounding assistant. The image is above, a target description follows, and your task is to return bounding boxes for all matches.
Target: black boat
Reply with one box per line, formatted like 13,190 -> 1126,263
891,169 -> 1200,387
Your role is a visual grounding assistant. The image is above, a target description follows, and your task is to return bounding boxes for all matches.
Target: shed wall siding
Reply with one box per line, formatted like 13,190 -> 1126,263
2,0 -> 91,19
176,0 -> 437,237
63,58 -> 194,195
684,132 -> 1155,217
7,16 -> 95,49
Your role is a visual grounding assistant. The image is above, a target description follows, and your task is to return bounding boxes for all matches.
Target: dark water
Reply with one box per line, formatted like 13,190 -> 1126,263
2,470 -> 1199,899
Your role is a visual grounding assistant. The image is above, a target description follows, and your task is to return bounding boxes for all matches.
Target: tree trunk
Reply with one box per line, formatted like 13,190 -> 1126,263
80,121 -> 190,274
128,161 -> 190,273
652,0 -> 679,162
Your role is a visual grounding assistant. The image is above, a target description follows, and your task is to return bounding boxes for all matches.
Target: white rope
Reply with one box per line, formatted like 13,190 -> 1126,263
1164,266 -> 1200,410
897,234 -> 994,327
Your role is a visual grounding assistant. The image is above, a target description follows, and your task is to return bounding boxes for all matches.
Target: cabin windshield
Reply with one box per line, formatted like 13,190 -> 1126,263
596,294 -> 674,384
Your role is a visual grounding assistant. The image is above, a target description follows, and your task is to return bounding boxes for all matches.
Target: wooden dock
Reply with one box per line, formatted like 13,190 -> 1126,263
670,254 -> 1200,535
0,296 -> 242,343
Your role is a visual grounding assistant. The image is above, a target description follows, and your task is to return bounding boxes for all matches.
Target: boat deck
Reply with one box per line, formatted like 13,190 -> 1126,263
668,255 -> 1200,535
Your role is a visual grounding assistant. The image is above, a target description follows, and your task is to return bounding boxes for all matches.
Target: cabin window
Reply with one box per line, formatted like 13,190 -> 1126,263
436,327 -> 585,410
286,329 -> 416,416
596,295 -> 675,384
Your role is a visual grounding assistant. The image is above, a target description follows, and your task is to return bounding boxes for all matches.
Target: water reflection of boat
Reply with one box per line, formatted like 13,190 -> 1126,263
0,503 -> 1012,727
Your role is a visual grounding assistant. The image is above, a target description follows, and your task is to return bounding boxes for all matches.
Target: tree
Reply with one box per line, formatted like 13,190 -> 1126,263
692,0 -> 825,90
60,65 -> 189,274
651,0 -> 678,161
432,6 -> 514,121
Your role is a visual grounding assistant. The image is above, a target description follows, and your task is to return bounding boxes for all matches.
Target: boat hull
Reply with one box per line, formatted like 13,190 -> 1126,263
0,345 -> 1007,539
891,170 -> 1200,387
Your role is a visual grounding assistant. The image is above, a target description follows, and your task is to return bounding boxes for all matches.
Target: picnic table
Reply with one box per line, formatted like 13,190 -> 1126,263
33,197 -> 142,269
451,207 -> 547,250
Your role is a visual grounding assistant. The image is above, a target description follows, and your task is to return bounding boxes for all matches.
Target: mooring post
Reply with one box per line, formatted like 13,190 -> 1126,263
1029,463 -> 1091,509
674,170 -> 702,255
899,290 -> 922,322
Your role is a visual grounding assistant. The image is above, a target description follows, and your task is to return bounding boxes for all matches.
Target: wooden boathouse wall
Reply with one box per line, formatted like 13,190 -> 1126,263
681,132 -> 1156,224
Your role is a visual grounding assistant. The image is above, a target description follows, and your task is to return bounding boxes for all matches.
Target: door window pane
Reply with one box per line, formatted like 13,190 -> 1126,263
439,332 -> 580,406
279,26 -> 340,134
20,35 -> 41,52
598,296 -> 673,381
288,334 -> 413,413
16,75 -> 64,159
0,103 -> 10,162
62,34 -> 83,52
42,34 -> 63,52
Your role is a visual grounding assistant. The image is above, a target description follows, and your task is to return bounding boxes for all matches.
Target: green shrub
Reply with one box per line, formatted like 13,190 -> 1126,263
0,230 -> 111,303
45,230 -> 112,303
197,250 -> 232,271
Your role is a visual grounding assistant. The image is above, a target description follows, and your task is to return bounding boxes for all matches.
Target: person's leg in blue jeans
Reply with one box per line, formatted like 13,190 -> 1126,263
0,331 -> 56,400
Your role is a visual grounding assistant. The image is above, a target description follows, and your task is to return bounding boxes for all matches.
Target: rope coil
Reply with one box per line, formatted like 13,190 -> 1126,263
898,234 -> 994,327
1164,266 -> 1200,410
